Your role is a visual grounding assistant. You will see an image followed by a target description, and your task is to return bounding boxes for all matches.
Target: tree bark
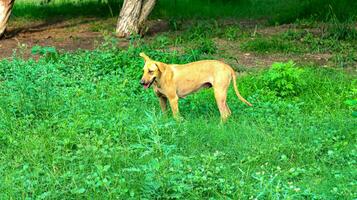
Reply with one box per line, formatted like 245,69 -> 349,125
0,0 -> 14,38
116,0 -> 156,38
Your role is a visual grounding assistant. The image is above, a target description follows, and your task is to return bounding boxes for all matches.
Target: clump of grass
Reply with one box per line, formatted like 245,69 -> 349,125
152,35 -> 171,48
195,38 -> 217,54
320,4 -> 357,41
186,21 -> 216,40
281,29 -> 308,40
223,26 -> 241,41
241,37 -> 301,53
269,30 -> 339,54
323,17 -> 357,41
168,17 -> 183,31
331,51 -> 357,68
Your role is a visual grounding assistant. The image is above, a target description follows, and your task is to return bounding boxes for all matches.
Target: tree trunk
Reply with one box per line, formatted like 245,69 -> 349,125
0,0 -> 14,38
116,0 -> 156,38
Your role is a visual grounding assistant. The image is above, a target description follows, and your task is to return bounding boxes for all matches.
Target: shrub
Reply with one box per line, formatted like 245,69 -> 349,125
263,61 -> 306,97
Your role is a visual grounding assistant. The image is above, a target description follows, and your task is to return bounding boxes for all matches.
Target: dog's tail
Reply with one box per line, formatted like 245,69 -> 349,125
231,70 -> 253,107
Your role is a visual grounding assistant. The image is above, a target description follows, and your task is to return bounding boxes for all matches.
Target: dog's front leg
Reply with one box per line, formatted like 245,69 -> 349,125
159,96 -> 168,114
168,96 -> 180,119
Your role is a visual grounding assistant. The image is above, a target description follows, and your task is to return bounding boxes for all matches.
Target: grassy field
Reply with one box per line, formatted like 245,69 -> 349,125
1,0 -> 357,199
11,0 -> 357,23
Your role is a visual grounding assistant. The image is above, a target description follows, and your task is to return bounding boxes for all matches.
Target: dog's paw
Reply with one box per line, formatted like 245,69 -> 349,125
174,115 -> 184,122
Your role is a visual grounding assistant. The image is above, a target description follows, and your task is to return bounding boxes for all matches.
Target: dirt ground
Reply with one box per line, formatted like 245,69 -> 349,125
1,18 -> 107,58
0,18 -> 335,68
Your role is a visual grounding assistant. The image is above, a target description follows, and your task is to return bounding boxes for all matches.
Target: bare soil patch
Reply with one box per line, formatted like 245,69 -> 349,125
1,18 -> 108,58
0,18 -> 339,69
213,38 -> 333,70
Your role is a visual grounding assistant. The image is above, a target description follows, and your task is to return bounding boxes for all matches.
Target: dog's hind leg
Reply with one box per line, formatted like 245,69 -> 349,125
213,84 -> 231,121
226,102 -> 232,115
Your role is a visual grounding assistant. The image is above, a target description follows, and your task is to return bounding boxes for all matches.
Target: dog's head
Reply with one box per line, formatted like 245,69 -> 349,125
139,52 -> 165,89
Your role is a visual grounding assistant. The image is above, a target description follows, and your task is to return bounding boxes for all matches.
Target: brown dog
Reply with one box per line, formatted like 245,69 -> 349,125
139,52 -> 252,121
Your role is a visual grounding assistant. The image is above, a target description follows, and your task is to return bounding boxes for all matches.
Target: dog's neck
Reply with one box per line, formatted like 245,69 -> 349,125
153,76 -> 162,88
153,78 -> 165,95
153,64 -> 171,90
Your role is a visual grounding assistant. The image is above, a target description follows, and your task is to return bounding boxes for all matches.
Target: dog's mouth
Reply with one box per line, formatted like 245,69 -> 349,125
143,78 -> 155,89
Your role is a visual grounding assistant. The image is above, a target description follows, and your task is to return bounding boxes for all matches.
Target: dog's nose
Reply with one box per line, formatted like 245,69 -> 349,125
140,79 -> 145,85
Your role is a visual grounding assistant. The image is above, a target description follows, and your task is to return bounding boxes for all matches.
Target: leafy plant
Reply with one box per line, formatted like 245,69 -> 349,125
31,45 -> 58,60
345,99 -> 357,117
263,61 -> 306,97
345,86 -> 357,117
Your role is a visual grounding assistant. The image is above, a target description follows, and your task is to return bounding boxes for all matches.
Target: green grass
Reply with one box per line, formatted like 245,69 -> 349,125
11,0 -> 357,24
2,0 -> 357,198
0,41 -> 356,198
239,23 -> 357,61
241,37 -> 301,53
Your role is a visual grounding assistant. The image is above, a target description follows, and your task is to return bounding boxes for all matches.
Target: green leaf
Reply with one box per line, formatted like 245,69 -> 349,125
352,111 -> 357,117
345,99 -> 357,106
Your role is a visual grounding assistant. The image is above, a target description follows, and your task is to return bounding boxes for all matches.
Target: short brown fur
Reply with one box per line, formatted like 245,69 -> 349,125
139,52 -> 252,121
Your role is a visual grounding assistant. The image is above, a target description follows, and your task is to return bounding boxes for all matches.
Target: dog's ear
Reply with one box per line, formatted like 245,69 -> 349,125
139,52 -> 151,61
155,62 -> 166,73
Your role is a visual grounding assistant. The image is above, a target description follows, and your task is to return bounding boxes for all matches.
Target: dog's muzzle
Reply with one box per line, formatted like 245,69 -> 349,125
140,78 -> 155,89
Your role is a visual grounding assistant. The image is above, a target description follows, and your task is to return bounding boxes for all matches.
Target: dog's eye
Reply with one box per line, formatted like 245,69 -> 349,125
148,70 -> 154,74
